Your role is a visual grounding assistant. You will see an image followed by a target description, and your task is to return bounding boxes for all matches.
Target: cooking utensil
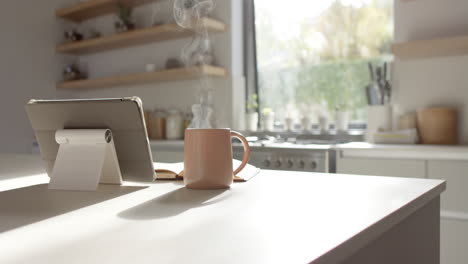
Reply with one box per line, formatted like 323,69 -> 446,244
383,62 -> 387,80
367,62 -> 380,105
382,62 -> 392,104
366,83 -> 381,105
368,62 -> 374,82
376,66 -> 386,104
383,80 -> 391,104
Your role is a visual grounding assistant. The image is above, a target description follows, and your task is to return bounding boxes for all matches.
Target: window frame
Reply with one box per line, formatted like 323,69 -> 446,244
246,0 -> 393,131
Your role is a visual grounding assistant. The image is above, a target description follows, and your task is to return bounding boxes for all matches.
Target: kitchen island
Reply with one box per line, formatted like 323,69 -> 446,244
0,154 -> 445,264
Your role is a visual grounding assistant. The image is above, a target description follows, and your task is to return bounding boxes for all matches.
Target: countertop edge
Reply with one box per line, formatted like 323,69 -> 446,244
314,179 -> 446,263
337,143 -> 468,160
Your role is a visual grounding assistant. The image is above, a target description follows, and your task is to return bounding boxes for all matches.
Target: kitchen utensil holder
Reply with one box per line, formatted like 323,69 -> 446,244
366,105 -> 392,143
49,129 -> 122,191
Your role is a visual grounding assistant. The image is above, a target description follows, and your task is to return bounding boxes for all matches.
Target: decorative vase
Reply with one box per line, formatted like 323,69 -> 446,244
285,117 -> 294,131
262,112 -> 275,131
246,112 -> 258,132
115,21 -> 135,33
301,117 -> 312,132
335,111 -> 350,133
318,116 -> 329,134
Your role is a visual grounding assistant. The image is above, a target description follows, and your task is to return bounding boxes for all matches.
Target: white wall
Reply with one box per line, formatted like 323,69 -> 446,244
0,0 -> 76,153
394,0 -> 468,144
0,0 -> 244,153
70,0 -> 245,129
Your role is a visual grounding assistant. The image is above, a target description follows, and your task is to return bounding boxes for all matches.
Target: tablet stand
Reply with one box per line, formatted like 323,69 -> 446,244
49,129 -> 123,191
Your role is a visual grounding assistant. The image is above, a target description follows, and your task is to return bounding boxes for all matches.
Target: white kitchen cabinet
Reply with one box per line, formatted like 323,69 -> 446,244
441,219 -> 468,264
337,144 -> 468,264
428,160 -> 468,213
428,160 -> 468,264
337,155 -> 426,178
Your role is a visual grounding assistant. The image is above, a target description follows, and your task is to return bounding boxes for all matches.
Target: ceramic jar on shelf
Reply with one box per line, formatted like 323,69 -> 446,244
166,109 -> 184,140
149,109 -> 167,140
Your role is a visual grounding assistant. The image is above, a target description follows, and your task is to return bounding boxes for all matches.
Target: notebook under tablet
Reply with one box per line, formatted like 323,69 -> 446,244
25,97 -> 155,182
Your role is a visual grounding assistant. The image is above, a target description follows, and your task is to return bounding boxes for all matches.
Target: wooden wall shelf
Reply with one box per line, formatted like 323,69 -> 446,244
392,35 -> 468,60
57,65 -> 227,89
56,0 -> 156,22
57,18 -> 226,55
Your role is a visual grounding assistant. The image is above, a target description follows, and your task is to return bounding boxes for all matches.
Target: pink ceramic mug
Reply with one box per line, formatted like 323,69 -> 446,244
184,128 -> 250,189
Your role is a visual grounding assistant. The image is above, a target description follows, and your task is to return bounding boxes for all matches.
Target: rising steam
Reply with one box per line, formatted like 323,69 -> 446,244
173,0 -> 216,128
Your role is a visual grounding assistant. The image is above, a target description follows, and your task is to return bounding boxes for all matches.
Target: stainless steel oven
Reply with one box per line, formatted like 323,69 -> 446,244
233,144 -> 335,173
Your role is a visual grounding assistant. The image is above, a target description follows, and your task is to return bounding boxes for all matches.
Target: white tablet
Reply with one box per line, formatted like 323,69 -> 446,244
25,97 -> 155,182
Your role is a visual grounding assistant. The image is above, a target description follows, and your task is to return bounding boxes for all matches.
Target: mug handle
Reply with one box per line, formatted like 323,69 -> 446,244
231,131 -> 251,175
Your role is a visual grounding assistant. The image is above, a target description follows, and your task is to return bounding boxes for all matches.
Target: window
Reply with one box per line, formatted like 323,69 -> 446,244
253,0 -> 393,127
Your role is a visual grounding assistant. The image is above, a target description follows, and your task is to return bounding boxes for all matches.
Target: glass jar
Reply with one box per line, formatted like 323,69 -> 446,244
149,109 -> 167,140
166,109 -> 184,140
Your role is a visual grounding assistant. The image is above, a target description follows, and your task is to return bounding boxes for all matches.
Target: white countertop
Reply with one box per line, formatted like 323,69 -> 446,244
0,154 -> 445,264
150,139 -> 468,160
150,140 -> 333,151
337,142 -> 468,160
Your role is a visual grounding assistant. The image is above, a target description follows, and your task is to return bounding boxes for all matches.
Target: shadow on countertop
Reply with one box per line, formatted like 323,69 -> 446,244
0,184 -> 146,233
118,187 -> 229,220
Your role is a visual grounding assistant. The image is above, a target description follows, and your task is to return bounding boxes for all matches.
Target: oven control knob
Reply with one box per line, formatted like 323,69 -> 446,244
287,160 -> 293,168
298,160 -> 305,169
274,160 -> 282,168
263,159 -> 271,168
311,161 -> 317,169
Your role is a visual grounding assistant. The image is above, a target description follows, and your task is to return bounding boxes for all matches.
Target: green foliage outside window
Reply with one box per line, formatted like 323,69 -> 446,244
255,0 -> 393,122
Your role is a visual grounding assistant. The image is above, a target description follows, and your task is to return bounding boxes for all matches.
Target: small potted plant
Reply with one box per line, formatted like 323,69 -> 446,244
64,29 -> 83,42
246,93 -> 259,131
115,1 -> 135,33
63,62 -> 86,82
